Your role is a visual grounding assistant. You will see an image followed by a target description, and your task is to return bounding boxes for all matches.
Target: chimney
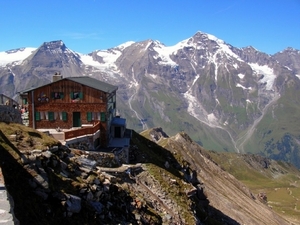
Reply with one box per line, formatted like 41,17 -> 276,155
52,72 -> 63,82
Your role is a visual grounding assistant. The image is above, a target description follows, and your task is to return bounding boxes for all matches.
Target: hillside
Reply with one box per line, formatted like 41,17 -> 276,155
142,127 -> 300,224
0,123 -> 297,224
206,151 -> 300,224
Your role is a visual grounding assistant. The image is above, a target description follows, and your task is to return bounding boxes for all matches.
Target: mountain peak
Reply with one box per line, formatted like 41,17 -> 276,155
144,39 -> 164,48
280,47 -> 300,55
242,46 -> 262,53
115,41 -> 135,51
40,40 -> 67,51
192,31 -> 225,44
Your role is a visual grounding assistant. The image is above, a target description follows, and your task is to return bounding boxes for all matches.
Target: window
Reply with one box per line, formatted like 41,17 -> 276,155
92,112 -> 97,120
23,98 -> 28,104
62,112 -> 67,121
52,92 -> 64,99
100,112 -> 106,122
87,112 -> 92,122
71,92 -> 83,100
39,111 -> 46,120
35,112 -> 40,121
48,112 -> 54,121
44,112 -> 48,120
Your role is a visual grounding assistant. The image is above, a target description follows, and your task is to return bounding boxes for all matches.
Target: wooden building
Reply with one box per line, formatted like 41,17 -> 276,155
19,74 -> 125,148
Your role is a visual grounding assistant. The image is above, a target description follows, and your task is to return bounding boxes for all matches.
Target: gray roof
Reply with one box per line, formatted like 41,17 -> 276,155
19,76 -> 118,94
66,77 -> 118,93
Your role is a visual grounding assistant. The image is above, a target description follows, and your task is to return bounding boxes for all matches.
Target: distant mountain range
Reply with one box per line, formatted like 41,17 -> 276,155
1,31 -> 300,167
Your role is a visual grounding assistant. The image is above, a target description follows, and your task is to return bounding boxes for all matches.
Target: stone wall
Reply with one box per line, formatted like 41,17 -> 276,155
0,106 -> 22,124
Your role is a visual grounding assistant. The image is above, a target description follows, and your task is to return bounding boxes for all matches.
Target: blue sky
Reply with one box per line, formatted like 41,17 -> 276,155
1,0 -> 299,54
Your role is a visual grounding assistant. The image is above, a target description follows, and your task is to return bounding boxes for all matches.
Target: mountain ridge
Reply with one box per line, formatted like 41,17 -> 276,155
1,31 -> 300,168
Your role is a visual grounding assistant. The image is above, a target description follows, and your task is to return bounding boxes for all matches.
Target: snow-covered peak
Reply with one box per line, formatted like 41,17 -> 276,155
191,31 -> 241,61
116,41 -> 135,50
0,47 -> 36,66
80,41 -> 137,70
152,40 -> 186,67
206,33 -> 224,44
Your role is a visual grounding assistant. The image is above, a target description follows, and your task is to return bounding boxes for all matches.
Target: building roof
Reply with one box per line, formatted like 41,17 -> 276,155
111,117 -> 126,126
19,76 -> 118,94
66,77 -> 118,93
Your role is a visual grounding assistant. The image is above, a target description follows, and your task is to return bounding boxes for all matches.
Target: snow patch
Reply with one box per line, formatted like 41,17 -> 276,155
0,47 -> 36,66
152,37 -> 199,66
148,74 -> 157,79
80,47 -> 123,72
206,34 -> 242,61
116,41 -> 134,50
96,50 -> 121,66
284,66 -> 292,71
153,43 -> 180,67
233,63 -> 238,69
249,63 -> 276,90
205,34 -> 243,82
296,74 -> 300,79
237,73 -> 245,79
80,54 -> 103,67
236,83 -> 251,90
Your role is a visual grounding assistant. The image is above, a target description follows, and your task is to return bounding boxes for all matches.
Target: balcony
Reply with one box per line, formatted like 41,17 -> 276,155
64,122 -> 100,140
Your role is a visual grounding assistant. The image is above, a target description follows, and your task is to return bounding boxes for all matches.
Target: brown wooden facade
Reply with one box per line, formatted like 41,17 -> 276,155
19,76 -> 118,147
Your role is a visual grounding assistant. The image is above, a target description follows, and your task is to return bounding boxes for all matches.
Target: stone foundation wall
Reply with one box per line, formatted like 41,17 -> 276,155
0,106 -> 22,124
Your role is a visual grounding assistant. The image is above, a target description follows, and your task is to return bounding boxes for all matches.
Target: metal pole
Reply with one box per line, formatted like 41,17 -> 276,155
32,91 -> 35,129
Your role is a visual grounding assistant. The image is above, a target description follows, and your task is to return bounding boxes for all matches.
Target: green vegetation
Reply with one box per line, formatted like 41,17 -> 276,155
0,122 -> 60,150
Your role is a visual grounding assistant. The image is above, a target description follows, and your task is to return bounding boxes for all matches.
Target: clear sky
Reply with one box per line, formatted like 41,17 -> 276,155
0,0 -> 299,55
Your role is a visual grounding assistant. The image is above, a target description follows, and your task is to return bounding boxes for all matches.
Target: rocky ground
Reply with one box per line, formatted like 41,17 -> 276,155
0,123 -> 295,225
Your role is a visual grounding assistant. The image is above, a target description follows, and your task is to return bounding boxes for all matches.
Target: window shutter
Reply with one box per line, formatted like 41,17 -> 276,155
100,112 -> 106,122
35,112 -> 40,121
87,112 -> 92,122
62,112 -> 67,121
79,92 -> 83,99
60,93 -> 64,99
70,92 -> 73,99
23,98 -> 28,104
48,112 -> 54,121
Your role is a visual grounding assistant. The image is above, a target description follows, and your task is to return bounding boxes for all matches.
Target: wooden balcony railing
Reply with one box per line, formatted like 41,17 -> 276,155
64,121 -> 101,140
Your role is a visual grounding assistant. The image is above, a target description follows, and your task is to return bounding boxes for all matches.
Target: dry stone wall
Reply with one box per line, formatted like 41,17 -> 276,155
0,106 -> 22,124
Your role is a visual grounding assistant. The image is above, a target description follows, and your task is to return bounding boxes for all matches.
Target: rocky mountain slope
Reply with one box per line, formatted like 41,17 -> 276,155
1,32 -> 300,168
1,123 -> 298,224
